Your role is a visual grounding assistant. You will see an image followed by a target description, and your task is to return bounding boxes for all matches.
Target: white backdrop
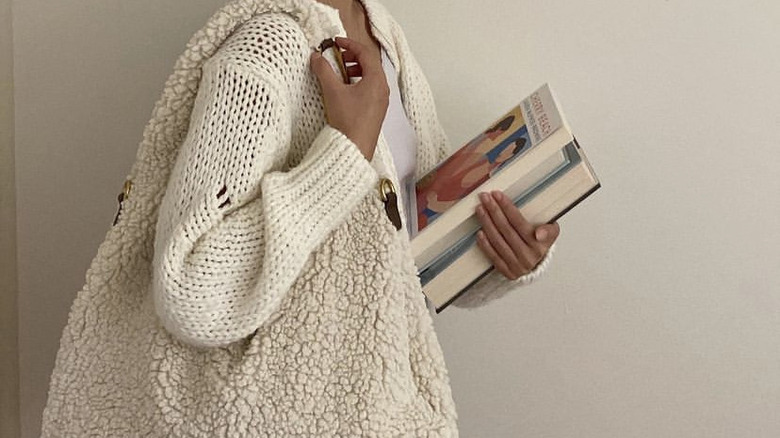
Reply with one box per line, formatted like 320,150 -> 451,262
385,1 -> 780,436
14,0 -> 780,437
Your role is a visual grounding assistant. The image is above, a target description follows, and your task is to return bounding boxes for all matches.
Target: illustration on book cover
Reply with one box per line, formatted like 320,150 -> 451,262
415,105 -> 532,231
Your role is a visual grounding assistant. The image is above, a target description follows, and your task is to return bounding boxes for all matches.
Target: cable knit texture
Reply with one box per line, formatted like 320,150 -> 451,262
41,0 -> 553,436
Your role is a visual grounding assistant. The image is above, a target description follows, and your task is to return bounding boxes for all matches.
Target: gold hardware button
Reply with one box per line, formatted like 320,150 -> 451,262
113,179 -> 133,226
123,179 -> 133,197
378,177 -> 401,231
378,177 -> 395,201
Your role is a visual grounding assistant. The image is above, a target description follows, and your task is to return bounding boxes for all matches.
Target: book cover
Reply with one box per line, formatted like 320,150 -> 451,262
414,84 -> 563,233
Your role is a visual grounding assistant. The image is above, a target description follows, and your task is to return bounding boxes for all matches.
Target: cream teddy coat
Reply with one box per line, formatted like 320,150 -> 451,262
40,0 -> 553,436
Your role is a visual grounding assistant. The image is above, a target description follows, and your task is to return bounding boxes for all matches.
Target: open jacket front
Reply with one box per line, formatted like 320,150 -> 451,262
41,0 -> 552,436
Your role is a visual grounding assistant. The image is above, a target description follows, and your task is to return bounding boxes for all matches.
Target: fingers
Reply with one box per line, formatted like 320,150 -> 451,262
335,36 -> 381,76
310,51 -> 340,90
475,190 -> 561,279
476,230 -> 517,280
535,222 -> 561,244
476,196 -> 536,273
312,37 -> 378,85
341,49 -> 357,63
491,190 -> 548,256
346,63 -> 363,78
476,193 -> 524,255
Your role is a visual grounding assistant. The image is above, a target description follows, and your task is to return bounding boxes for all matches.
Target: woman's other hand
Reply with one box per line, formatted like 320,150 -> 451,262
310,36 -> 389,161
475,190 -> 560,280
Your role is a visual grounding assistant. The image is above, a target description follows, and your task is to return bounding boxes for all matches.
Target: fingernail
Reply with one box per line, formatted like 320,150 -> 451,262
535,227 -> 548,241
479,192 -> 489,203
491,191 -> 503,201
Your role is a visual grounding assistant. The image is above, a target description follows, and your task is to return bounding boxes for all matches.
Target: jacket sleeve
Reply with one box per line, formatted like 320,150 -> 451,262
450,245 -> 556,308
397,31 -> 556,310
151,56 -> 378,348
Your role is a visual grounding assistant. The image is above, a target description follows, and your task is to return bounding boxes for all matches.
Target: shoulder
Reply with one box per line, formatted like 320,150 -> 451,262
207,12 -> 311,89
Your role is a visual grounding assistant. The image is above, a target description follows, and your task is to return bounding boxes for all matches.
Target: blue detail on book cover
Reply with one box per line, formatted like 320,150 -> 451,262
487,126 -> 531,167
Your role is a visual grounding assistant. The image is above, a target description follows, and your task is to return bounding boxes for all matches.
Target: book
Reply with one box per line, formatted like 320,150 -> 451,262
410,83 -> 600,313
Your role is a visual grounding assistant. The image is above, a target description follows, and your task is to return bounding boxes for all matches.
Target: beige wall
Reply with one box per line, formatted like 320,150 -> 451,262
11,0 -> 780,437
1,0 -> 20,435
387,1 -> 780,437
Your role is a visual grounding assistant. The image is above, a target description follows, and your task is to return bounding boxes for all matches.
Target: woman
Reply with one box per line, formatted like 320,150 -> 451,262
41,0 -> 559,436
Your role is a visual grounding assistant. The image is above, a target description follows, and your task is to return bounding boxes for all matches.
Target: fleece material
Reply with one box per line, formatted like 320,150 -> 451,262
40,0 -> 554,436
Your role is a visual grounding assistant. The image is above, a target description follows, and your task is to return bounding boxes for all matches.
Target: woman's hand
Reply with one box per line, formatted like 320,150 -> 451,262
475,190 -> 560,280
310,36 -> 389,161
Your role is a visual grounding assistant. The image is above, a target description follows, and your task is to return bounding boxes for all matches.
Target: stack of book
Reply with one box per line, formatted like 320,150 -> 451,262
410,84 -> 600,312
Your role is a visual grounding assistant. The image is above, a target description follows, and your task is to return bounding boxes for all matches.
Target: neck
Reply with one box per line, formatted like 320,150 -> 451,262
317,0 -> 359,12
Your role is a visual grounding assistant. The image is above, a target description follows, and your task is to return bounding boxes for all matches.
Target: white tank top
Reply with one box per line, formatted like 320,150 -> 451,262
380,49 -> 436,313
379,49 -> 418,238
